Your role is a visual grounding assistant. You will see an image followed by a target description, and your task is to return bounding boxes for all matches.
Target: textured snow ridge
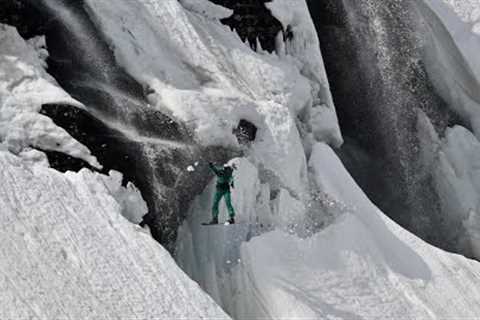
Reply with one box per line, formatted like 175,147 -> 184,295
177,148 -> 480,319
0,150 -> 229,319
0,24 -> 101,169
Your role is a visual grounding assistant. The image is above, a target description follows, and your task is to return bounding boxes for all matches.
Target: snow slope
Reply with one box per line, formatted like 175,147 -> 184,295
0,150 -> 229,319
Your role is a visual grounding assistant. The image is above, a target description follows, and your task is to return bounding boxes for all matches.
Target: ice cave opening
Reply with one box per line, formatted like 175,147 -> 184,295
234,119 -> 257,144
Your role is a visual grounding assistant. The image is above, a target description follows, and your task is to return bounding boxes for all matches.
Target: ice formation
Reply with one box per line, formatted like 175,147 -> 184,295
0,25 -> 100,169
414,0 -> 480,257
170,1 -> 480,318
419,0 -> 480,138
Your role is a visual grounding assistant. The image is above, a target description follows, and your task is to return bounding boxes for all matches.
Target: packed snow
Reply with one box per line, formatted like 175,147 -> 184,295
0,149 -> 229,319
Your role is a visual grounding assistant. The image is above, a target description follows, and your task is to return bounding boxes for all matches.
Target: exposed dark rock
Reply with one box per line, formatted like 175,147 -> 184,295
208,0 -> 283,52
0,0 -> 45,38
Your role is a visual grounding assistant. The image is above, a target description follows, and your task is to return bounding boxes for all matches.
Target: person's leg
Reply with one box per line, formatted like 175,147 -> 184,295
211,190 -> 223,219
224,192 -> 235,218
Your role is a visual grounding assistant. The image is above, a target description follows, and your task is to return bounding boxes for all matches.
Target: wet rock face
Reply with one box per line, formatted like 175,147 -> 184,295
3,0 -> 235,251
208,0 -> 283,52
0,0 -> 45,38
307,0 -> 461,249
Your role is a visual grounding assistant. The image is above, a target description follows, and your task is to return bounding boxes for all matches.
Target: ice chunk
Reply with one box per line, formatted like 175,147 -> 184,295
97,170 -> 148,224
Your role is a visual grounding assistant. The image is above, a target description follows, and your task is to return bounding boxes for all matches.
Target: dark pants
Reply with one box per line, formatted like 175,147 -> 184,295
212,189 -> 235,219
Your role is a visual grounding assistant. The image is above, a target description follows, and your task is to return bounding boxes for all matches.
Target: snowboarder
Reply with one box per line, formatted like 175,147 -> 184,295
203,162 -> 237,225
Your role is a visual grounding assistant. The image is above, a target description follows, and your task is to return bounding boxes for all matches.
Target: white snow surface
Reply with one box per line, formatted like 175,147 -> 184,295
419,0 -> 480,138
417,110 -> 480,258
179,0 -> 233,20
0,149 -> 229,319
177,148 -> 480,319
0,24 -> 101,169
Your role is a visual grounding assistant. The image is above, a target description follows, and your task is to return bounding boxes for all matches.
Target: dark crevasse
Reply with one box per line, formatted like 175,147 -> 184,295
306,0 -> 465,251
1,0 -> 236,251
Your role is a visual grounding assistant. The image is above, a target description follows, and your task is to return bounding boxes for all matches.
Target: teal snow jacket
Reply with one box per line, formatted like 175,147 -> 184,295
209,163 -> 234,192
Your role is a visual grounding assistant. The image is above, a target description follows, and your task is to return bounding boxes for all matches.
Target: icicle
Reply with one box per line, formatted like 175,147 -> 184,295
274,31 -> 286,58
256,37 -> 265,54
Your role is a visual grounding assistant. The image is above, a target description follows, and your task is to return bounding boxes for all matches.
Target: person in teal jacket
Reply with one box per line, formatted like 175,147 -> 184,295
204,162 -> 237,225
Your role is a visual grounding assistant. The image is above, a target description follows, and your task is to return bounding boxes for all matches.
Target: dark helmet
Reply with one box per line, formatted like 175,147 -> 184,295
224,163 -> 238,170
224,166 -> 234,176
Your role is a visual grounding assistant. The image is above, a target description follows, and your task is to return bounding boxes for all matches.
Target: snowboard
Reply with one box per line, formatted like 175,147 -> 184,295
201,222 -> 235,226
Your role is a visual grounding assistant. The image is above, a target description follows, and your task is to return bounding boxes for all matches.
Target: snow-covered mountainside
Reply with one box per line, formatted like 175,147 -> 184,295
0,23 -> 228,319
0,151 -> 228,319
2,0 -> 480,318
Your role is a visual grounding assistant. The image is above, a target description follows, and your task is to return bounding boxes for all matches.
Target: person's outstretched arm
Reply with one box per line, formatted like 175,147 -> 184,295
209,162 -> 221,176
